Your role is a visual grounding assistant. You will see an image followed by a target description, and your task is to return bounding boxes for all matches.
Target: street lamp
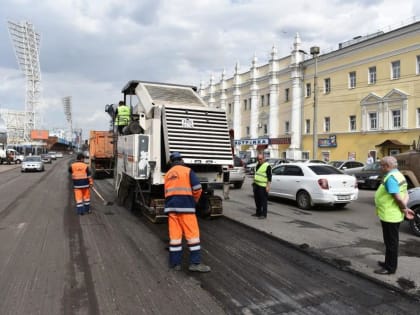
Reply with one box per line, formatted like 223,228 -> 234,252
310,46 -> 320,159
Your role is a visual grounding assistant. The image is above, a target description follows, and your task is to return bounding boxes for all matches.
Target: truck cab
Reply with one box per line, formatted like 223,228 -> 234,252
5,149 -> 24,164
396,151 -> 420,188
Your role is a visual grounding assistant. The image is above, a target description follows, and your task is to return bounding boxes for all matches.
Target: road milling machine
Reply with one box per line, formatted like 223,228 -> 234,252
105,81 -> 233,222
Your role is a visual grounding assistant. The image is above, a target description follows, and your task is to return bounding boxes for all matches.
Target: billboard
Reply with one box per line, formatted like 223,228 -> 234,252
31,130 -> 49,140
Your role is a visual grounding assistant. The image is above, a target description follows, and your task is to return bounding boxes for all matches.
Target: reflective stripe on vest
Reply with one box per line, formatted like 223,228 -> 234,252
116,105 -> 130,125
254,162 -> 269,187
374,170 -> 407,222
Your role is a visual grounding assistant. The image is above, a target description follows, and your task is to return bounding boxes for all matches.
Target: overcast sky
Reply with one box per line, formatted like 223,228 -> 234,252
0,0 -> 419,140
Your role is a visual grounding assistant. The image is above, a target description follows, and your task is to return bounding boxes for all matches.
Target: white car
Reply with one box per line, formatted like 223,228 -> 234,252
227,155 -> 246,189
328,160 -> 365,174
21,156 -> 44,172
269,163 -> 358,209
56,152 -> 64,158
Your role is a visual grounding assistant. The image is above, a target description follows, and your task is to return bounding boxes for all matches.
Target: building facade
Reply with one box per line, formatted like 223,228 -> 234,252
199,20 -> 420,163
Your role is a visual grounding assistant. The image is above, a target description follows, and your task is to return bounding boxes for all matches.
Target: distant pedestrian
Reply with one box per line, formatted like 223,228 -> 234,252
366,153 -> 374,165
223,168 -> 230,200
164,152 -> 211,272
115,101 -> 131,135
69,153 -> 93,215
252,153 -> 272,219
374,156 -> 415,275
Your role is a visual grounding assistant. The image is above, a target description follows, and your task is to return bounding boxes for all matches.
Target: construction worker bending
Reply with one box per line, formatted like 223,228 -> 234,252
115,100 -> 131,135
69,153 -> 93,215
164,152 -> 211,272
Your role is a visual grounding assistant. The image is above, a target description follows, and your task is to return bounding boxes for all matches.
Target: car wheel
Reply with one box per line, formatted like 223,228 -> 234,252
233,182 -> 243,189
16,160 -> 21,164
296,191 -> 312,210
334,203 -> 347,209
409,206 -> 420,237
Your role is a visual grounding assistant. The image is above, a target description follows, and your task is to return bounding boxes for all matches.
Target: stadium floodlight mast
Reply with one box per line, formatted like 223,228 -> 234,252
62,96 -> 73,143
8,21 -> 41,142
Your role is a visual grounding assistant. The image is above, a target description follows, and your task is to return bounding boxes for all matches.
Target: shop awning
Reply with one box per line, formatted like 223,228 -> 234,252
375,139 -> 410,147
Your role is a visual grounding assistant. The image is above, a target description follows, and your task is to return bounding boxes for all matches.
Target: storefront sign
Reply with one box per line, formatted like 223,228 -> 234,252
318,135 -> 337,148
234,138 -> 269,145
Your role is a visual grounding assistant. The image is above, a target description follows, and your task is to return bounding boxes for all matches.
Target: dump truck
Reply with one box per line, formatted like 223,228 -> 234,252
88,130 -> 114,178
395,138 -> 420,189
105,81 -> 233,222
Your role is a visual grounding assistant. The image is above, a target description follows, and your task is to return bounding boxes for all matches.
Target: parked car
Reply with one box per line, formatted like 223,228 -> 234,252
353,162 -> 382,189
21,156 -> 44,172
228,155 -> 246,189
269,163 -> 358,209
56,152 -> 64,158
40,153 -> 52,164
48,151 -> 57,160
407,187 -> 420,237
328,160 -> 365,174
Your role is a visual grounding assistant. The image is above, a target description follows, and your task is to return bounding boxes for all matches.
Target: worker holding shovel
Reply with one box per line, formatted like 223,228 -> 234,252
69,153 -> 93,215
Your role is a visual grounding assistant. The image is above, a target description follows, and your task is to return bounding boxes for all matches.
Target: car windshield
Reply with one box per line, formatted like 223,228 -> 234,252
309,165 -> 344,175
363,162 -> 381,171
24,156 -> 41,162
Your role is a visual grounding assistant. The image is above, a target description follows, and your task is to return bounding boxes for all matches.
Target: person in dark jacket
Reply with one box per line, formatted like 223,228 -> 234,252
164,152 -> 210,272
69,153 -> 93,215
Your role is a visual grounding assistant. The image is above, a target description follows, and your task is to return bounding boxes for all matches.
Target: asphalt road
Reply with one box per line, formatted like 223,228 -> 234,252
0,159 -> 419,314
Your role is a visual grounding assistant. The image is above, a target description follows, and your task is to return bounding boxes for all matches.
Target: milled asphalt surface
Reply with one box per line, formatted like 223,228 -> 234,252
220,176 -> 420,299
1,163 -> 419,300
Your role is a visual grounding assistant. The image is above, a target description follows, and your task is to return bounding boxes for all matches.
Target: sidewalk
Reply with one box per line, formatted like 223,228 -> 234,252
220,178 -> 420,300
0,164 -> 20,173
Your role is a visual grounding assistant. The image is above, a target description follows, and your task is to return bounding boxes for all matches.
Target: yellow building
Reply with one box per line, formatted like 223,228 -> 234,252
200,20 -> 420,162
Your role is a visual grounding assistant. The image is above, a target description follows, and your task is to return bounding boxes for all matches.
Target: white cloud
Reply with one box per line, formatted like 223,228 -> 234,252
0,0 -> 419,140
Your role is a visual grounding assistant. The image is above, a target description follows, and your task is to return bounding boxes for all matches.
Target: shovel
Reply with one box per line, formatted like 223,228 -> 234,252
91,186 -> 113,206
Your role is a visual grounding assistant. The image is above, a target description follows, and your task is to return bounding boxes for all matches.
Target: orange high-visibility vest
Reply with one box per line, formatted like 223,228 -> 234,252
70,162 -> 93,188
165,165 -> 193,198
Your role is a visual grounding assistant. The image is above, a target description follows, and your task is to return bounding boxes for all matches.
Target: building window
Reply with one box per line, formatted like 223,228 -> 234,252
266,94 -> 270,106
285,88 -> 289,102
324,117 -> 330,132
263,124 -> 268,134
228,103 -> 232,114
306,83 -> 311,98
302,151 -> 310,160
260,95 -> 264,106
246,126 -> 250,136
248,98 -> 251,108
324,78 -> 331,93
417,108 -> 420,127
417,56 -> 420,75
285,121 -> 290,134
369,112 -> 378,130
305,119 -> 310,134
349,71 -> 356,89
391,60 -> 400,79
368,66 -> 377,84
243,99 -> 247,111
392,109 -> 401,128
349,115 -> 356,131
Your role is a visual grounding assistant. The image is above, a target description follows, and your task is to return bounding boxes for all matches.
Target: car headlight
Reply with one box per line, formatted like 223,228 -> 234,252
369,175 -> 379,179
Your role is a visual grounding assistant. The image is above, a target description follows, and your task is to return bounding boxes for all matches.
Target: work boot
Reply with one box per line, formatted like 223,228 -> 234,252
188,263 -> 211,273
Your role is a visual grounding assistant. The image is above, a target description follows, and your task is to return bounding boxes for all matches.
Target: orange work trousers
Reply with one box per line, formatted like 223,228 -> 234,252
73,188 -> 91,214
168,213 -> 201,266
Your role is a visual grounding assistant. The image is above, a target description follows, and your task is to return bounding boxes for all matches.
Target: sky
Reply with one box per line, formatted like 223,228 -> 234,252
0,0 -> 419,140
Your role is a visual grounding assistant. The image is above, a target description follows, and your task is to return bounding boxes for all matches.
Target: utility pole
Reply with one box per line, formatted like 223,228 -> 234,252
310,46 -> 320,159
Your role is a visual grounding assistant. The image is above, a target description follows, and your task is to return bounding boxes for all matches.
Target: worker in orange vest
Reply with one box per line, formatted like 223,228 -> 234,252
69,153 -> 93,215
164,152 -> 211,272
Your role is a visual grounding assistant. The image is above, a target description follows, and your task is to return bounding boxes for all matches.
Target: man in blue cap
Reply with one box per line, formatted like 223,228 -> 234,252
163,152 -> 211,272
